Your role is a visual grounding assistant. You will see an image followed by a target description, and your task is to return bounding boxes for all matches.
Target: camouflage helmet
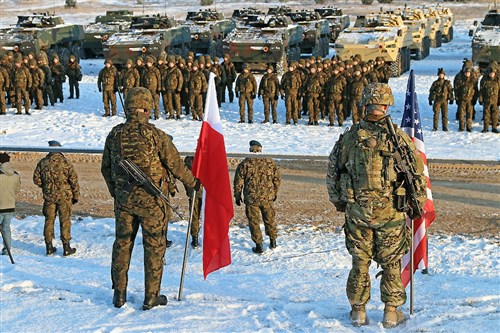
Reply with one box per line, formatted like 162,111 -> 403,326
158,54 -> 166,62
223,53 -> 230,59
178,58 -> 186,65
28,59 -> 37,66
463,67 -> 473,73
298,59 -> 305,66
52,54 -> 60,61
125,87 -> 154,110
242,63 -> 249,70
213,56 -> 219,63
126,59 -> 133,66
437,68 -> 445,75
105,58 -> 112,65
145,56 -> 155,64
309,64 -> 317,70
345,59 -> 353,66
166,55 -> 175,63
1,54 -> 8,61
187,51 -> 194,58
362,83 -> 394,107
69,54 -> 76,61
267,64 -> 274,71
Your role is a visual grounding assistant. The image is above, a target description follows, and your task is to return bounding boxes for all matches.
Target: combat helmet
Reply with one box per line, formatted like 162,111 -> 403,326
362,83 -> 394,107
125,87 -> 154,111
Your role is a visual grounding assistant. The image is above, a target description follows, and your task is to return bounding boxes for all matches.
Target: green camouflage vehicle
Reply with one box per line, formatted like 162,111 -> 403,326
0,13 -> 84,66
182,9 -> 236,58
390,7 -> 431,60
284,11 -> 330,57
102,15 -> 190,68
82,10 -> 134,59
335,13 -> 412,77
471,9 -> 500,71
314,7 -> 350,43
222,15 -> 303,74
231,7 -> 265,28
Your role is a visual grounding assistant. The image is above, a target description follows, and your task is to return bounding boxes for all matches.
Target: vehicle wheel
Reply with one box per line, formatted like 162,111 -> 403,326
47,48 -> 55,62
389,50 -> 402,77
447,27 -> 453,42
57,47 -> 70,67
436,31 -> 442,47
70,44 -> 81,63
216,39 -> 223,58
423,37 -> 430,57
276,52 -> 287,76
415,47 -> 423,60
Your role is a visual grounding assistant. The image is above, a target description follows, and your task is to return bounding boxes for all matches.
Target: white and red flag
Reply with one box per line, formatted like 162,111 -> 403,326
192,72 -> 234,279
400,70 -> 436,287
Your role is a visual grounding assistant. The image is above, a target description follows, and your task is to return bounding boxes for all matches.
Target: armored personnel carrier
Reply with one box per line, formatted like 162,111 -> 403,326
471,9 -> 500,71
284,11 -> 330,57
182,9 -> 235,58
0,13 -> 84,66
420,6 -> 443,48
335,13 -> 412,77
82,10 -> 134,59
231,8 -> 265,27
435,6 -> 454,43
390,8 -> 431,60
222,15 -> 303,74
102,15 -> 190,68
314,7 -> 350,43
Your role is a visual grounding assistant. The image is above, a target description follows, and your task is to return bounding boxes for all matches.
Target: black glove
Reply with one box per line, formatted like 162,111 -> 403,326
428,100 -> 432,106
281,95 -> 284,100
258,95 -> 261,100
114,88 -> 118,93
449,100 -> 453,105
274,95 -> 279,101
235,92 -> 239,98
235,197 -> 242,206
170,191 -> 176,197
251,92 -> 256,99
72,198 -> 78,205
98,87 -> 102,92
193,178 -> 202,192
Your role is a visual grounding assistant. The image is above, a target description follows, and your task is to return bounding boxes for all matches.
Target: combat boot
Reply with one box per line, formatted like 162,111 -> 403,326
46,243 -> 57,256
382,305 -> 405,328
63,242 -> 76,256
252,243 -> 264,254
142,294 -> 167,310
113,290 -> 126,308
349,305 -> 367,327
191,236 -> 199,249
270,238 -> 277,249
166,239 -> 173,248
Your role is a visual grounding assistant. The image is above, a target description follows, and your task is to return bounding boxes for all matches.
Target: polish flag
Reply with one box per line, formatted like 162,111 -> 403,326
192,72 -> 234,279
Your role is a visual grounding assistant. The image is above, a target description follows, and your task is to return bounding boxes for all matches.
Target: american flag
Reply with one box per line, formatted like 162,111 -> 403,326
400,70 -> 436,287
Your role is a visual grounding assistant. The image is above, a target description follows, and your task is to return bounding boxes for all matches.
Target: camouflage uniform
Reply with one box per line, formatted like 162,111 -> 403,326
66,56 -> 81,99
258,66 -> 280,123
37,55 -> 55,107
212,58 -> 226,107
222,55 -> 237,103
478,69 -> 500,133
142,58 -> 162,119
280,65 -> 302,125
428,69 -> 454,131
456,69 -> 478,131
178,60 -> 191,115
233,141 -> 281,251
183,156 -> 203,245
97,60 -> 119,116
12,60 -> 32,115
188,65 -> 208,120
0,62 -> 8,114
235,67 -> 257,123
28,60 -> 45,110
119,59 -> 140,101
101,87 -> 197,308
347,71 -> 369,124
50,56 -> 65,103
305,65 -> 326,125
326,83 -> 427,328
33,150 -> 79,251
374,58 -> 390,84
163,58 -> 184,119
297,61 -> 309,117
325,67 -> 347,126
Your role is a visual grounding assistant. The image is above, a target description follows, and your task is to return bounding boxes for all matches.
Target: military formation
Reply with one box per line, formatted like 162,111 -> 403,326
0,50 -> 82,115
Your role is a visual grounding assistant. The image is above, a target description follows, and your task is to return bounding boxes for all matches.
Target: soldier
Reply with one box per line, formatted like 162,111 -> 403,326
3,53 -> 15,107
97,59 -> 119,117
50,55 -> 65,103
258,65 -> 280,124
142,56 -> 162,119
183,155 -> 203,248
374,56 -> 390,84
235,64 -> 257,123
163,56 -> 183,119
0,62 -> 6,114
37,54 -> 55,107
478,67 -> 500,133
233,140 -> 281,254
119,59 -> 140,100
12,58 -> 32,115
0,152 -> 20,255
28,59 -> 45,111
317,63 -> 328,120
280,62 -> 302,125
305,64 -> 325,125
188,61 -> 208,121
220,54 -> 235,104
178,59 -> 191,115
135,57 -> 146,84
325,65 -> 347,126
33,140 -> 80,256
347,66 -> 369,124
428,68 -> 454,131
297,59 -> 309,118
101,87 -> 200,310
156,55 -> 168,114
456,67 -> 478,132
211,57 -> 226,107
326,83 -> 427,328
66,54 -> 82,99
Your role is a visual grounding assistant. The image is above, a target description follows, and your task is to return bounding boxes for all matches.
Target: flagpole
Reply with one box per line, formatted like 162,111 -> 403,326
410,218 -> 415,315
178,190 -> 197,301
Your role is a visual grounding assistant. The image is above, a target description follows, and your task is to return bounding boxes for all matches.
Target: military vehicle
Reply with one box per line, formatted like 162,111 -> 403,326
65,0 -> 77,8
435,6 -> 454,43
420,6 -> 443,48
361,0 -> 393,4
390,7 -> 431,60
0,13 -> 84,66
182,9 -> 236,58
222,15 -> 303,74
82,10 -> 134,59
231,7 -> 265,27
335,13 -> 412,77
471,9 -> 500,71
283,11 -> 330,57
314,7 -> 350,43
102,15 -> 190,68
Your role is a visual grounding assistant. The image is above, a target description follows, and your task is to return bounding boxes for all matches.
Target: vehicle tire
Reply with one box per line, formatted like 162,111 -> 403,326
389,50 -> 402,77
47,48 -> 55,62
57,47 -> 70,67
276,52 -> 287,76
70,44 -> 81,63
423,37 -> 430,58
446,27 -> 453,42
436,31 -> 442,47
216,39 -> 223,58
415,47 -> 423,60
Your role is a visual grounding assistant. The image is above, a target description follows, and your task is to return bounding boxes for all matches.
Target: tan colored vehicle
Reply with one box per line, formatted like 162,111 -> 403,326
335,13 -> 412,76
391,7 -> 431,60
421,6 -> 443,48
435,6 -> 454,43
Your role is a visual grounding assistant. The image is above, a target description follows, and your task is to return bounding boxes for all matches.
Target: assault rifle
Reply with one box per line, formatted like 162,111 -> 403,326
118,158 -> 184,220
385,115 -> 423,219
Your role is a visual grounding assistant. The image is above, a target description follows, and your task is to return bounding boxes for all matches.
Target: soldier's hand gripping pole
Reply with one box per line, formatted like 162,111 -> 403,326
0,227 -> 15,264
117,159 -> 185,220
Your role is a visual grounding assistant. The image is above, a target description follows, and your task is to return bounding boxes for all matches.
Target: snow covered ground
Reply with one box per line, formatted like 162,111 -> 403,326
1,216 -> 499,332
0,19 -> 499,160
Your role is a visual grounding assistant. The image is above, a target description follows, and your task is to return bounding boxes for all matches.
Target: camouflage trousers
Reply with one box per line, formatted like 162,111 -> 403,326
181,89 -> 190,114
42,85 -> 55,106
284,92 -> 299,124
483,100 -> 499,131
344,216 -> 409,308
68,78 -> 79,98
54,80 -> 63,103
30,87 -> 43,109
245,202 -> 277,244
223,81 -> 234,103
102,90 -> 117,116
262,95 -> 278,122
189,93 -> 204,119
238,93 -> 254,122
216,83 -> 224,106
350,99 -> 364,124
327,98 -> 344,126
458,99 -> 474,131
432,100 -> 449,130
43,199 -> 73,244
149,90 -> 160,118
189,195 -> 202,237
307,93 -> 320,124
0,89 -> 6,113
15,87 -> 30,114
163,90 -> 182,118
112,200 -> 168,298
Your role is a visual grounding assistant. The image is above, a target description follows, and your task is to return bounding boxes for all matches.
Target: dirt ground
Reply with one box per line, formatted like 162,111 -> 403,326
8,152 -> 500,238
